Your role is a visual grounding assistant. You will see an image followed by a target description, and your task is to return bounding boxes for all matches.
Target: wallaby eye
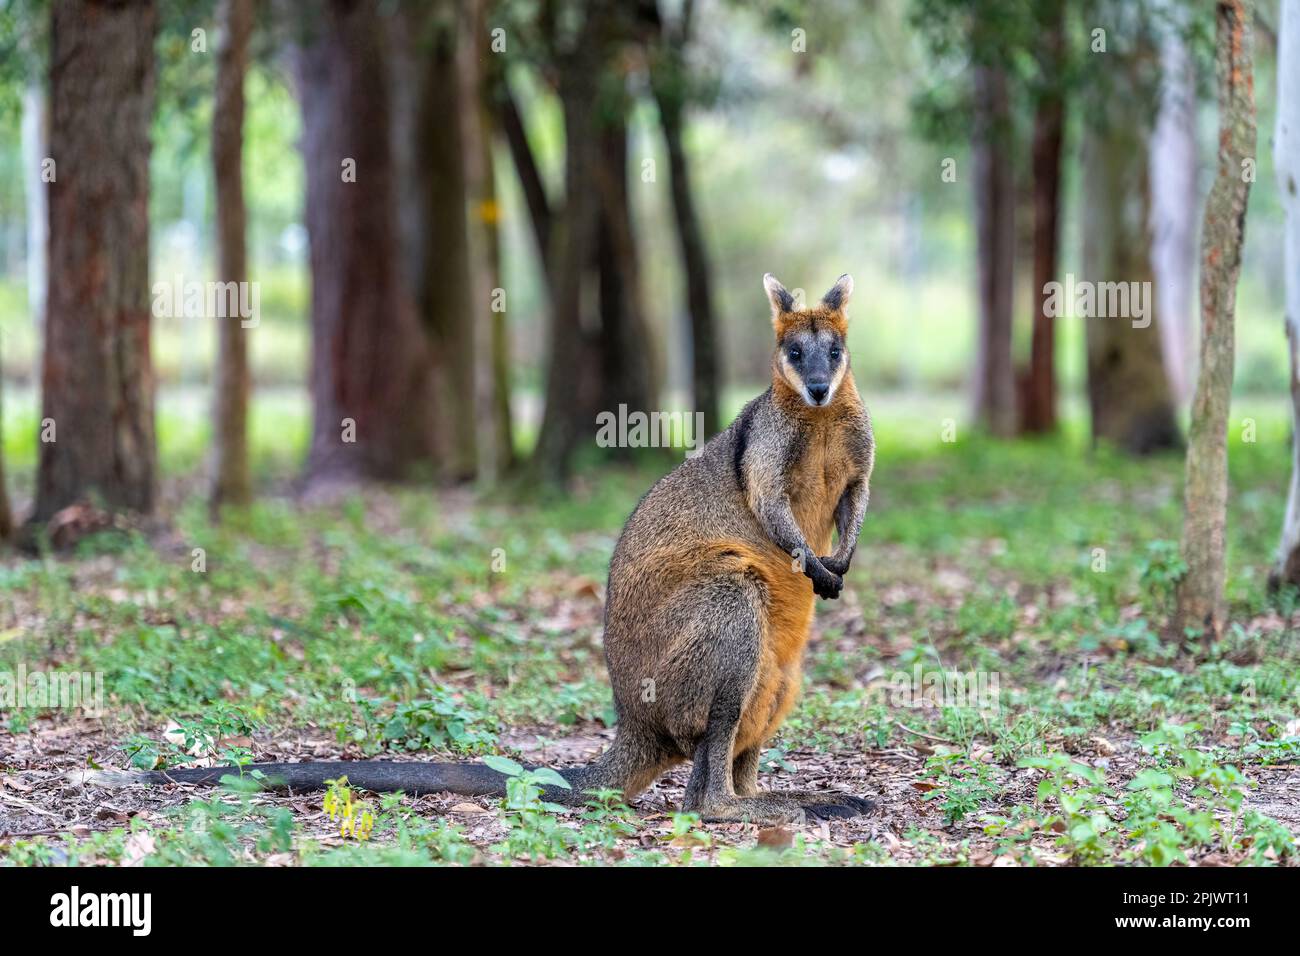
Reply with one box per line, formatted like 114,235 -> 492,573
830,348 -> 842,361
788,348 -> 802,362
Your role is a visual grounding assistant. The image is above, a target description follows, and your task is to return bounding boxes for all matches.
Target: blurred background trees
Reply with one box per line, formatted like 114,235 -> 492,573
0,0 -> 1293,616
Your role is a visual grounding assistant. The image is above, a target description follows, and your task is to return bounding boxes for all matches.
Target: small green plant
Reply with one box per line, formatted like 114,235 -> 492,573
124,704 -> 261,770
1242,733 -> 1300,765
1138,540 -> 1187,617
577,789 -> 638,850
665,812 -> 713,864
921,753 -> 1001,824
1238,810 -> 1296,864
485,755 -> 576,861
324,776 -> 376,841
1020,753 -> 1115,864
339,689 -> 498,755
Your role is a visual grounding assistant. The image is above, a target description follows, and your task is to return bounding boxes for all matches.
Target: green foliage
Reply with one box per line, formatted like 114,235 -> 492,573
340,691 -> 499,756
1020,753 -> 1116,863
1022,729 -> 1293,866
1137,540 -> 1187,617
124,704 -> 261,770
921,753 -> 1001,824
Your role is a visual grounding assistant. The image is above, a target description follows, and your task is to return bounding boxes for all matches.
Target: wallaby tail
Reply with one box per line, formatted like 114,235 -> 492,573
66,737 -> 643,805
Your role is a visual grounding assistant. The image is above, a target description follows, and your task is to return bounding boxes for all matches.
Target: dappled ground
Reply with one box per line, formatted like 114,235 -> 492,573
3,409 -> 1300,866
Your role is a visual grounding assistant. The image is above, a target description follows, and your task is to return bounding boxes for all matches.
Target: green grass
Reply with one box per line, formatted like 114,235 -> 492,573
2,394 -> 1299,865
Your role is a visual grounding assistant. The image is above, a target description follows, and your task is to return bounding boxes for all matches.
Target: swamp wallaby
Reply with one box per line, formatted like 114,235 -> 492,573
76,273 -> 875,825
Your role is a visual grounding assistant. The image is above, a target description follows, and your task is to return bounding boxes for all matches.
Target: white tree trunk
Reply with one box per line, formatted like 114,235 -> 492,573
21,81 -> 48,331
1151,25 -> 1199,405
1272,0 -> 1300,588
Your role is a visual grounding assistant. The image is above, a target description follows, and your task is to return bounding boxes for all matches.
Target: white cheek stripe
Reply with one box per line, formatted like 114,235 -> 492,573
780,354 -> 814,405
825,361 -> 846,402
782,351 -> 846,406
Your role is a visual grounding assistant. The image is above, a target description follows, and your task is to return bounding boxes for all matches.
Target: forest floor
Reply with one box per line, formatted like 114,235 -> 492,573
3,413 -> 1300,866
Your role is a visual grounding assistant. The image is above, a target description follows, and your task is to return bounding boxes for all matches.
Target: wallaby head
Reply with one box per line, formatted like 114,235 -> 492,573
763,273 -> 854,408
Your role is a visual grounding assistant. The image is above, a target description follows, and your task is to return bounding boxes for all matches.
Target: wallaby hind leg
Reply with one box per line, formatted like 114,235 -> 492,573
732,744 -> 873,817
733,746 -> 760,797
682,699 -> 807,825
668,576 -> 872,825
687,727 -> 872,823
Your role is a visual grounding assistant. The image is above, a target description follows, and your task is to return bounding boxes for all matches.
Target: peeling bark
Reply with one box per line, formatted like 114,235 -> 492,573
1177,0 -> 1256,637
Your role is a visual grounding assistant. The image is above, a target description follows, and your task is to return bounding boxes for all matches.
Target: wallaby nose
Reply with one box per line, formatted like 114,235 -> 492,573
808,383 -> 830,404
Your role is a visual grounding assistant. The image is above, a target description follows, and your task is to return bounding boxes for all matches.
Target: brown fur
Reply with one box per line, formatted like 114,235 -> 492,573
592,273 -> 875,822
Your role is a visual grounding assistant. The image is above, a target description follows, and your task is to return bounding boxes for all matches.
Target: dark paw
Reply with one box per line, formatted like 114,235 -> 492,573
802,796 -> 875,820
820,554 -> 851,577
807,561 -> 843,600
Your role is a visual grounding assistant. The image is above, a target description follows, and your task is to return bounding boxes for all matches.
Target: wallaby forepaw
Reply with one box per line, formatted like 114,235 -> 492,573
820,554 -> 850,577
812,581 -> 841,600
808,565 -> 843,600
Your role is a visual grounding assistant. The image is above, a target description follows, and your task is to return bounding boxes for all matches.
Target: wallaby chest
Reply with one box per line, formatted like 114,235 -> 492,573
788,421 -> 855,553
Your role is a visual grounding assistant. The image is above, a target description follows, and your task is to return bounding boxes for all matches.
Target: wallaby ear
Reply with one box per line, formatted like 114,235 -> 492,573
763,273 -> 795,318
821,274 -> 853,311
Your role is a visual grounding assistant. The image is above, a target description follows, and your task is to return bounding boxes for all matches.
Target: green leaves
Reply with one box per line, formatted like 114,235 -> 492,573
483,754 -> 524,777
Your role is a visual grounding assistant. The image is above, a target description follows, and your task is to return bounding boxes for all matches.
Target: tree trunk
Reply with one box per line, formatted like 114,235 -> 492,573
651,1 -> 720,437
296,0 -> 434,487
1177,0 -> 1256,637
21,80 -> 48,333
1273,0 -> 1300,591
971,63 -> 1016,437
594,108 -> 658,419
1081,47 -> 1181,456
532,64 -> 603,484
417,2 -> 477,482
461,0 -> 514,478
497,84 -> 554,287
531,0 -> 651,482
210,0 -> 253,513
0,351 -> 10,542
1151,21 -> 1200,405
1020,11 -> 1065,434
34,0 -> 158,524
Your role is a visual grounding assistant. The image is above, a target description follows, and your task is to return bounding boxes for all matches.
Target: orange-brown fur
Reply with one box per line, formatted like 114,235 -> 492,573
596,274 -> 874,822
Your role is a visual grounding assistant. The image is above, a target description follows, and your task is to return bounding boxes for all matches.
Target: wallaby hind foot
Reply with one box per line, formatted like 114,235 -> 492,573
687,791 -> 874,826
717,748 -> 874,821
